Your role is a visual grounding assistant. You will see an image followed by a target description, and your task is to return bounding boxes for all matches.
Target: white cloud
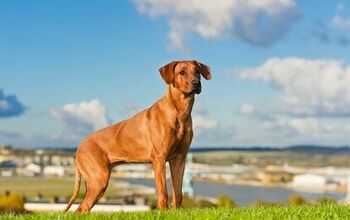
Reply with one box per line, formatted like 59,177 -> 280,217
239,103 -> 255,115
263,118 -> 333,138
49,99 -> 111,141
193,117 -> 232,146
239,57 -> 350,117
132,0 -> 300,52
192,114 -> 235,146
331,15 -> 350,30
193,102 -> 209,116
187,102 -> 236,146
193,115 -> 219,130
261,117 -> 350,145
235,57 -> 350,144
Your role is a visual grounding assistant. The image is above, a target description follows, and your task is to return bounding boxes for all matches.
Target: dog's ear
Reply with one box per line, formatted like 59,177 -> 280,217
194,61 -> 211,80
159,61 -> 178,84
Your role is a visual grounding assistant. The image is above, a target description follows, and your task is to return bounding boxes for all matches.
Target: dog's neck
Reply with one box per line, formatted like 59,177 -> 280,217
165,84 -> 194,121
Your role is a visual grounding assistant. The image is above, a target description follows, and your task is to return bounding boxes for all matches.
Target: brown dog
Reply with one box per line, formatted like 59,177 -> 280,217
65,60 -> 211,213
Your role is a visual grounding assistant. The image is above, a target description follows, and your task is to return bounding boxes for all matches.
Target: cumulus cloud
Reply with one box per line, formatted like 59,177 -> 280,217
260,117 -> 350,145
262,118 -> 334,138
193,102 -> 209,116
49,99 -> 111,141
239,57 -> 350,117
132,0 -> 300,52
192,115 -> 235,146
193,115 -> 219,131
0,99 -> 111,147
191,102 -> 236,146
235,57 -> 350,143
0,89 -> 26,118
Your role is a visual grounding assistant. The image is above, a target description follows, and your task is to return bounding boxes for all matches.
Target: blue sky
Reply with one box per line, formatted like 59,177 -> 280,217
1,0 -> 350,147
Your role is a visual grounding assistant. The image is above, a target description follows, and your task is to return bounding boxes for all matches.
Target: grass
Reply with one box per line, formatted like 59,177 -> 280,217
2,205 -> 350,220
193,151 -> 350,167
0,177 -> 132,200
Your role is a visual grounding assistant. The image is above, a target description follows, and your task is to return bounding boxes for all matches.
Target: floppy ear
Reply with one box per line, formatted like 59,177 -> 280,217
159,61 -> 178,84
194,61 -> 211,80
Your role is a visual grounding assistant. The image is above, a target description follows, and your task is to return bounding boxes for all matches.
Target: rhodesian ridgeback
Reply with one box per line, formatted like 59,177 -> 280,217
65,60 -> 211,213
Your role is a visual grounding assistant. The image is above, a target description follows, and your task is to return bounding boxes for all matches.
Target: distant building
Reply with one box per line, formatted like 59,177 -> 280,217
0,145 -> 12,155
341,175 -> 350,204
26,163 -> 41,175
112,164 -> 154,178
16,163 -> 41,176
43,166 -> 65,177
256,171 -> 293,183
293,174 -> 327,187
0,146 -> 14,163
0,160 -> 18,177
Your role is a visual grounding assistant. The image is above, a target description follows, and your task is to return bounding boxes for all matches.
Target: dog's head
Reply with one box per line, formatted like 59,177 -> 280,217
159,60 -> 211,95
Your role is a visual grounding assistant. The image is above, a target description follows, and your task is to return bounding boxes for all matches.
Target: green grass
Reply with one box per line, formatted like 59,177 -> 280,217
0,177 -> 129,200
2,205 -> 350,220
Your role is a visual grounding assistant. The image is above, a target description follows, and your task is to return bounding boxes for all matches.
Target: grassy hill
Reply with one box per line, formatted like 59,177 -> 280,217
2,205 -> 350,220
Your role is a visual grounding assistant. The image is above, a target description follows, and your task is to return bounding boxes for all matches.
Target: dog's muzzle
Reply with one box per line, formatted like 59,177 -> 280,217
193,81 -> 202,94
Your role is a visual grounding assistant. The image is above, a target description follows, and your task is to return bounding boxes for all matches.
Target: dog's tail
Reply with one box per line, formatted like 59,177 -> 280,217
65,164 -> 81,212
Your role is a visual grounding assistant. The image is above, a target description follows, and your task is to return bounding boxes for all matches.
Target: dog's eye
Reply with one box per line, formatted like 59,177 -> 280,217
179,71 -> 185,76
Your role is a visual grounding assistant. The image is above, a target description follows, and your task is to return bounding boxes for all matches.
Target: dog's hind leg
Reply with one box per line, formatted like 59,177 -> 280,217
74,143 -> 110,214
65,164 -> 81,211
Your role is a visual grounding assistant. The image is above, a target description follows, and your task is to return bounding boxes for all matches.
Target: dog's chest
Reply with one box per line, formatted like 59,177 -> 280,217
166,119 -> 189,158
174,118 -> 185,139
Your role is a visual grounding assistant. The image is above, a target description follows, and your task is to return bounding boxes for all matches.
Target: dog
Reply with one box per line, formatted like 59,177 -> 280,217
65,60 -> 211,213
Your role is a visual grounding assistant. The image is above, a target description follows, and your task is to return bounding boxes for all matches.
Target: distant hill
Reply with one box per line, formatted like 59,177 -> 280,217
6,145 -> 350,154
189,145 -> 350,154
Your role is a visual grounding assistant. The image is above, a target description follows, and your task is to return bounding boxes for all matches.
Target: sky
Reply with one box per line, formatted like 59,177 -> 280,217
0,0 -> 350,148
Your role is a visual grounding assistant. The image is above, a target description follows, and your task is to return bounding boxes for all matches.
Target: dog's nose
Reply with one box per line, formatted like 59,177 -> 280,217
192,80 -> 200,86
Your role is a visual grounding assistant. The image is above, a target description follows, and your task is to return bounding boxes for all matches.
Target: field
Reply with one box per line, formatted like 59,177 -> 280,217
0,177 -> 136,200
2,205 -> 350,220
194,151 -> 350,167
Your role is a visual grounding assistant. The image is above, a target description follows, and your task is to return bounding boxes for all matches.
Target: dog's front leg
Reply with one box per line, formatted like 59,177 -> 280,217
169,156 -> 186,208
152,159 -> 168,209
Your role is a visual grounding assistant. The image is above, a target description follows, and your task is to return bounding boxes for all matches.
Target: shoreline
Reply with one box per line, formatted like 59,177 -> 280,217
194,178 -> 347,194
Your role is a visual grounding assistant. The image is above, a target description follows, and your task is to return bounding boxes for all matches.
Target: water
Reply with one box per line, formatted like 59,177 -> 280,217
117,178 -> 346,206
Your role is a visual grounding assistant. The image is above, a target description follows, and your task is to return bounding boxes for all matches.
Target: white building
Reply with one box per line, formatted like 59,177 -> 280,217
16,163 -> 41,176
26,163 -> 41,174
43,166 -> 65,177
293,174 -> 328,188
